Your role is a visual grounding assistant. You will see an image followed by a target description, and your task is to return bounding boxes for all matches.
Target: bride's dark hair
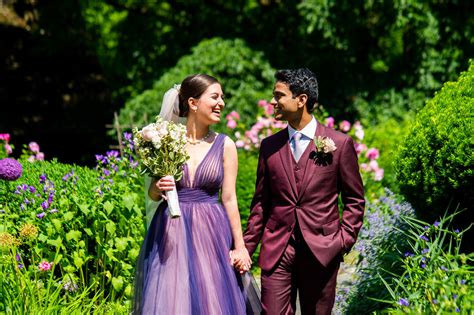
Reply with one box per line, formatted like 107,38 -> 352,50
178,74 -> 220,117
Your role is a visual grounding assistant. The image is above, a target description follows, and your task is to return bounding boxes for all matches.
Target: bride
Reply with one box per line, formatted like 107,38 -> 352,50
133,74 -> 260,314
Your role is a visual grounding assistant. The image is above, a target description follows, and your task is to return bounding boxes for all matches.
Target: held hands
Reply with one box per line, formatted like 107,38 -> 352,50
229,247 -> 252,274
153,175 -> 175,200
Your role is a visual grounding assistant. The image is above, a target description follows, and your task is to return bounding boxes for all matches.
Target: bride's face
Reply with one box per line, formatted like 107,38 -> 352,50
192,83 -> 225,124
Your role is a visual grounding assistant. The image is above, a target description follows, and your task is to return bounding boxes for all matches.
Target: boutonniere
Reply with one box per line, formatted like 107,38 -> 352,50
311,136 -> 337,165
314,136 -> 337,154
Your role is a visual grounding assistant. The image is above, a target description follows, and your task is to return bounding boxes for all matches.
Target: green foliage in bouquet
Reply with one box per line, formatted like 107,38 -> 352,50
380,211 -> 473,314
133,117 -> 189,180
0,136 -> 144,311
119,37 -> 275,132
395,61 -> 474,220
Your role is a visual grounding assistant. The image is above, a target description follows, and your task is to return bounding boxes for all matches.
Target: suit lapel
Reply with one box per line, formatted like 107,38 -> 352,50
277,129 -> 298,199
297,121 -> 325,201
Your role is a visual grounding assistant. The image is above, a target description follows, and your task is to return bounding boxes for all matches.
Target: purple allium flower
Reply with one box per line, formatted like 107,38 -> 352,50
39,174 -> 46,183
440,266 -> 448,271
36,212 -> 46,219
398,298 -> 409,306
433,221 -> 440,227
0,158 -> 23,181
420,235 -> 429,242
29,186 -> 36,193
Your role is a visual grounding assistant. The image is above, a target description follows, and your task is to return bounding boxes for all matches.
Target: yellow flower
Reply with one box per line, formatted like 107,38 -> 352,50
0,232 -> 20,247
19,223 -> 39,239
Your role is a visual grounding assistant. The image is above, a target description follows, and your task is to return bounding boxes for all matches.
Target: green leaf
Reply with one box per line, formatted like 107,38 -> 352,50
47,237 -> 63,248
115,237 -> 128,251
104,201 -> 114,215
66,230 -> 82,242
111,276 -> 124,292
123,193 -> 135,211
84,228 -> 93,236
79,203 -> 90,216
63,212 -> 75,222
106,221 -> 116,235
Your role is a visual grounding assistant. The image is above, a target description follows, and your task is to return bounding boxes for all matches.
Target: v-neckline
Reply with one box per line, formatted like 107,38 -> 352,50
185,134 -> 219,187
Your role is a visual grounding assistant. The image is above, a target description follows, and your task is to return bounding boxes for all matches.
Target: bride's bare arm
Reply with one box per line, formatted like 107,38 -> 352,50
221,137 -> 252,271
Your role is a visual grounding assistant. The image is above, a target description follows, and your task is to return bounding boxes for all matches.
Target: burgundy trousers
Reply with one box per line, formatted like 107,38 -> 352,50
260,228 -> 340,315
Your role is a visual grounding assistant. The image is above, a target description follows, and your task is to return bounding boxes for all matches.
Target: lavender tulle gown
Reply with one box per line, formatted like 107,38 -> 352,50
133,134 -> 261,314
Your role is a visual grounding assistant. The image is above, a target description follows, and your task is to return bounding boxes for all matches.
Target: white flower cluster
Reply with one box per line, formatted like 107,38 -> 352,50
133,116 -> 189,180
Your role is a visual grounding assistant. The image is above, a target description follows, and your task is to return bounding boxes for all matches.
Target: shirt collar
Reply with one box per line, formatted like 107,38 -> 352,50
288,116 -> 317,140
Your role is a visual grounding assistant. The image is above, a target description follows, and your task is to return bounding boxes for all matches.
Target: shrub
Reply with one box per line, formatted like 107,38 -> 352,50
236,150 -> 258,229
118,37 -> 275,132
0,134 -> 144,311
395,61 -> 473,221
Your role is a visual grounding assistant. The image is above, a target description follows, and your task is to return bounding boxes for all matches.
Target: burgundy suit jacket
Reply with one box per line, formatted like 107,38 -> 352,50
243,122 -> 365,271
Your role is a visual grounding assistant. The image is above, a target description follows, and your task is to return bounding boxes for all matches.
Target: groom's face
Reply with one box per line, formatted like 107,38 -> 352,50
270,81 -> 299,121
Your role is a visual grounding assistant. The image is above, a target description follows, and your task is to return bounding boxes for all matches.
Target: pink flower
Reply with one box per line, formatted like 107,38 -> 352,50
325,117 -> 335,128
38,261 -> 52,271
365,148 -> 380,160
226,119 -> 237,129
374,168 -> 384,181
369,160 -> 379,171
234,131 -> 241,138
355,143 -> 367,155
258,100 -> 268,107
0,133 -> 10,142
29,142 -> 40,153
28,155 -> 35,162
264,104 -> 274,116
235,140 -> 245,148
229,111 -> 240,120
5,144 -> 12,154
36,152 -> 45,160
339,120 -> 351,133
360,163 -> 369,171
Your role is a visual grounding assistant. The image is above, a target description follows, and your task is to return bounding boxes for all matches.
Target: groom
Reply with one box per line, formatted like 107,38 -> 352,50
243,68 -> 365,314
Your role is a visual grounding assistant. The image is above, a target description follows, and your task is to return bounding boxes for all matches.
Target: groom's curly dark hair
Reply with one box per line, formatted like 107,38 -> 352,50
275,68 -> 319,113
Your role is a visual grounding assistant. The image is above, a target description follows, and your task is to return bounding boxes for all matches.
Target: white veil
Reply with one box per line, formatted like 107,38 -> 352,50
144,84 -> 186,227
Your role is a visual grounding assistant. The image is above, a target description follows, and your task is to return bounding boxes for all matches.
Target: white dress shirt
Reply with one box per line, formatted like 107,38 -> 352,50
288,116 -> 317,157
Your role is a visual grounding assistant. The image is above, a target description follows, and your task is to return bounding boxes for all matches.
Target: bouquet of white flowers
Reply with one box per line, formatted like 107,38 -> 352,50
133,116 -> 189,218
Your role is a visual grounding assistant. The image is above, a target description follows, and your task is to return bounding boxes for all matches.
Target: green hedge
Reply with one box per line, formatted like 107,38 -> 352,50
395,60 -> 473,220
236,150 -> 258,228
119,37 -> 275,132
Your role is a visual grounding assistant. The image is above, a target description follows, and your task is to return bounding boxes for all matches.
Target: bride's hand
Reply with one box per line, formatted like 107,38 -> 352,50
154,176 -> 175,200
231,247 -> 252,274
